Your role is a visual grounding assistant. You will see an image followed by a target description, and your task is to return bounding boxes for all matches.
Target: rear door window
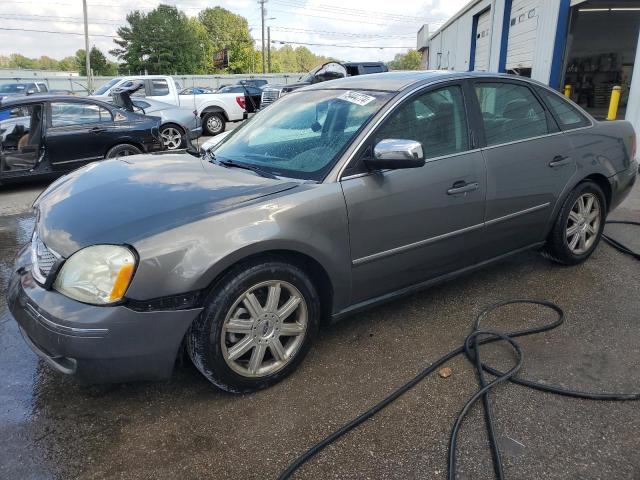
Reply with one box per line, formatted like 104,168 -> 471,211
51,102 -> 112,127
362,65 -> 384,74
475,82 -> 550,146
537,89 -> 590,130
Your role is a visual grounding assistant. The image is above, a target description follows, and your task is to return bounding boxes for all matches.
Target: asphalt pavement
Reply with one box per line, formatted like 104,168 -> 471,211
0,167 -> 638,479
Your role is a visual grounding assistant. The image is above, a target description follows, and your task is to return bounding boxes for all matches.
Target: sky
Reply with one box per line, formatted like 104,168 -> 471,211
0,0 -> 469,66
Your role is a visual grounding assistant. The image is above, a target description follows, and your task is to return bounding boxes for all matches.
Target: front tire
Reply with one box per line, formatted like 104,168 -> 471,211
187,259 -> 320,392
543,181 -> 606,265
202,112 -> 226,136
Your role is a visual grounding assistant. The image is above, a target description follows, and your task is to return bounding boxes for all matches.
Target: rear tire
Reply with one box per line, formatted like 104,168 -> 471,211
543,181 -> 606,265
105,144 -> 142,158
202,112 -> 225,136
187,258 -> 320,393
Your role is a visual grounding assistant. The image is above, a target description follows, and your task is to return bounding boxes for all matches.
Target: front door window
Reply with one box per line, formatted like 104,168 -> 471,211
0,104 -> 43,172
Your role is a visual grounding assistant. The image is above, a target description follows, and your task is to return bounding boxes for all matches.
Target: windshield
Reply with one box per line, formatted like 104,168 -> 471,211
213,89 -> 392,180
0,83 -> 30,93
93,78 -> 122,95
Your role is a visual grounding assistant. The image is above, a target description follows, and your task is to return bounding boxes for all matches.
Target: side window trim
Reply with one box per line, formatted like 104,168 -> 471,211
471,79 -> 559,148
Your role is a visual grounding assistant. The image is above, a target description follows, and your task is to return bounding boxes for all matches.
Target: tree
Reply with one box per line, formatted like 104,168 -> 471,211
198,7 -> 254,73
75,47 -> 117,76
111,4 -> 207,74
387,50 -> 422,71
267,44 -> 333,73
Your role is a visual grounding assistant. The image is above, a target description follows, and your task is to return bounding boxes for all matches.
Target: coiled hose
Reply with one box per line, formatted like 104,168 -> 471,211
279,221 -> 640,480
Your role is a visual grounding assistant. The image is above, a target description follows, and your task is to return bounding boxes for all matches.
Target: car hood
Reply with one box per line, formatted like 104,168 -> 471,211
34,153 -> 300,257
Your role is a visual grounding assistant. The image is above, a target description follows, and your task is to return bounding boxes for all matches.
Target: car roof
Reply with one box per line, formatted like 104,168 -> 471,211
0,95 -> 115,109
301,70 -> 543,93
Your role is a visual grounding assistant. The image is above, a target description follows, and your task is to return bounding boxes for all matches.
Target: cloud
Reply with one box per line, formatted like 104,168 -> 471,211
0,0 -> 468,66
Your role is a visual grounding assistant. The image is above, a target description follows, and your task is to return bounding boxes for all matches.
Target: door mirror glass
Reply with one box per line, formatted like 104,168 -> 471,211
367,139 -> 425,169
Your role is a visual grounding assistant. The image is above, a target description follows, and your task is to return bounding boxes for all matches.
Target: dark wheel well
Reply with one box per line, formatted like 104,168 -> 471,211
200,108 -> 229,122
583,174 -> 611,211
205,250 -> 334,325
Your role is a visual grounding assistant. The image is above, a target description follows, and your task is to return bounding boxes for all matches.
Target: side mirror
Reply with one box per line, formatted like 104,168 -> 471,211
366,139 -> 425,170
26,89 -> 36,95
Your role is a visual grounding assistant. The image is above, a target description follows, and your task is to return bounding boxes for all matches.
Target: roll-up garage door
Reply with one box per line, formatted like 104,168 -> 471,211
506,0 -> 540,71
474,9 -> 492,71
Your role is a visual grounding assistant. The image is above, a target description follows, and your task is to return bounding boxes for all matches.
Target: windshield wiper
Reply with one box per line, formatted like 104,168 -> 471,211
216,158 -> 278,179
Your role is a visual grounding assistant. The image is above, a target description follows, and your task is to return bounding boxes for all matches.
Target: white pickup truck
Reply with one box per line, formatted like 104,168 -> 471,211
92,75 -> 247,135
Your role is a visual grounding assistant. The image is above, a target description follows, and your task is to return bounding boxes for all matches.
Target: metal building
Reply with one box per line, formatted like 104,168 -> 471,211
417,0 -> 640,136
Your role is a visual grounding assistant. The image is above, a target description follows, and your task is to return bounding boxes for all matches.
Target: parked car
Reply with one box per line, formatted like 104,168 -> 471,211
260,61 -> 388,107
179,86 -> 215,95
0,82 -> 71,103
92,75 -> 247,136
7,72 -> 637,392
0,95 -> 162,184
109,81 -> 201,150
130,98 -> 201,150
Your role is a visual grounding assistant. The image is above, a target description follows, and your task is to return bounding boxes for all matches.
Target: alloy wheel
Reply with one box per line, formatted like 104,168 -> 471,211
566,193 -> 601,255
221,280 -> 308,378
206,115 -> 222,133
160,127 -> 183,150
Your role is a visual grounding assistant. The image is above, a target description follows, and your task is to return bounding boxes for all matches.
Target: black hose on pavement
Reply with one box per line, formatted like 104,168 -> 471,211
278,221 -> 640,480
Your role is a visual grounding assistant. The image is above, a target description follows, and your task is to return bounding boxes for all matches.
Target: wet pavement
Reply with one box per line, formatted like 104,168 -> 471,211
0,181 -> 638,480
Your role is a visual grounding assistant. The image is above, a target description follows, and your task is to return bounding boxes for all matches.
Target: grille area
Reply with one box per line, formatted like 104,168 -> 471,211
260,88 -> 281,107
31,232 -> 58,282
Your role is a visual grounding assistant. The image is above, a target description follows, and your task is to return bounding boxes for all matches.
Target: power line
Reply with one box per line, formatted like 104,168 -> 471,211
0,26 -> 118,38
271,39 -> 413,49
270,0 -> 441,23
0,13 -> 122,25
266,8 -> 425,26
267,26 -> 415,38
270,0 -> 425,21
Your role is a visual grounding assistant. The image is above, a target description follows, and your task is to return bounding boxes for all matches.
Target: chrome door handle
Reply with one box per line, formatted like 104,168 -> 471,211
447,181 -> 479,195
549,155 -> 571,167
90,127 -> 106,133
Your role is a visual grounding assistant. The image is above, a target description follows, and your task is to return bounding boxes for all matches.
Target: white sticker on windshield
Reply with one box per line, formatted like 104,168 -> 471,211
338,91 -> 376,106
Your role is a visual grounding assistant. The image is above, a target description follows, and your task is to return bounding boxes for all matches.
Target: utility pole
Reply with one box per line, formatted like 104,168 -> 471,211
82,0 -> 92,92
267,26 -> 271,73
259,0 -> 266,74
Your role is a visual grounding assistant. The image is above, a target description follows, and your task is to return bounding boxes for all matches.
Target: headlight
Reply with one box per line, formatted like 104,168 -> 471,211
53,245 -> 136,305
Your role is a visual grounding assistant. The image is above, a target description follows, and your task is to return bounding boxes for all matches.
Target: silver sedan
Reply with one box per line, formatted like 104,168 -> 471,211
6,71 -> 638,393
131,98 -> 202,150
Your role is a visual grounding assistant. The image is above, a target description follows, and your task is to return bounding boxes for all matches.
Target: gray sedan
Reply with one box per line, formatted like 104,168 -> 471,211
6,72 -> 637,392
126,98 -> 202,150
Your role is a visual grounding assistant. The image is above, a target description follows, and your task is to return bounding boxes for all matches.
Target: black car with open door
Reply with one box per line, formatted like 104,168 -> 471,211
0,95 -> 163,185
